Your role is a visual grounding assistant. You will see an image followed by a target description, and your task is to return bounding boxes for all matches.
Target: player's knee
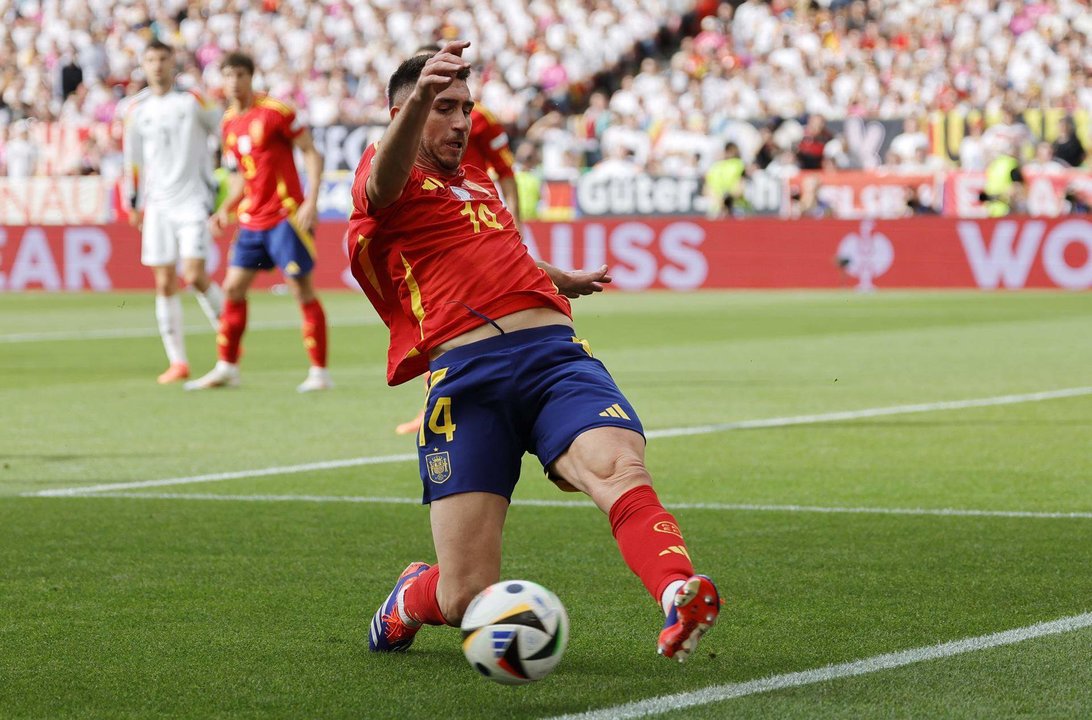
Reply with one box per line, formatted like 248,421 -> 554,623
599,448 -> 651,489
183,269 -> 208,290
155,276 -> 176,296
224,283 -> 247,302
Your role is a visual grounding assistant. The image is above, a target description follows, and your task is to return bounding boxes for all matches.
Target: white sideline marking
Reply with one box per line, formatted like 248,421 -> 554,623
544,612 -> 1092,720
48,493 -> 1092,520
645,386 -> 1092,439
27,386 -> 1092,498
0,318 -> 373,344
31,454 -> 417,497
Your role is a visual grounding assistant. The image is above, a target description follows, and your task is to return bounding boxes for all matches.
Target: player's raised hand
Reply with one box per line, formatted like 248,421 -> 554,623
414,41 -> 471,103
553,264 -> 613,298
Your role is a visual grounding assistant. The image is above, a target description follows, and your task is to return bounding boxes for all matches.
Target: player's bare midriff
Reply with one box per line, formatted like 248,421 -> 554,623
430,307 -> 572,360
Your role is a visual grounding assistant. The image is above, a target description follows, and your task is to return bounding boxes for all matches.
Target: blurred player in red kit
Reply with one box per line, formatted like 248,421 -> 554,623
350,42 -> 720,662
185,52 -> 332,392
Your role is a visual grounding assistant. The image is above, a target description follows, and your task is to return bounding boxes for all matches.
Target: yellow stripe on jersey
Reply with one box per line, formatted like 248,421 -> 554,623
400,254 -> 426,339
257,96 -> 294,116
422,177 -> 445,191
355,235 -> 384,299
475,103 -> 498,124
277,177 -> 317,259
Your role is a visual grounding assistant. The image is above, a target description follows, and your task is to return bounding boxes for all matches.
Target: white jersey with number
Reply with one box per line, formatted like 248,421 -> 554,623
122,87 -> 221,210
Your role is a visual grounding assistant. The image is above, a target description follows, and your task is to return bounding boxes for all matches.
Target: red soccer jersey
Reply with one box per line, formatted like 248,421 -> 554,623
462,104 -> 516,180
347,144 -> 571,385
222,95 -> 305,230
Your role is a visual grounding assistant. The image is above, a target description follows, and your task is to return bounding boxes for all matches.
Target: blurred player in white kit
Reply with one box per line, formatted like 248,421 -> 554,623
122,39 -> 224,384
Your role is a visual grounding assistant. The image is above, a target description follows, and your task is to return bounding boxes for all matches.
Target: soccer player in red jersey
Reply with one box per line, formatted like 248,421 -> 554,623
393,46 -> 523,436
185,52 -> 332,392
352,42 -> 720,662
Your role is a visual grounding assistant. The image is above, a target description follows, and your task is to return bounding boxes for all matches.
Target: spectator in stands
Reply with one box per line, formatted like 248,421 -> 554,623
589,144 -> 641,178
981,142 -> 1024,217
958,117 -> 988,172
513,141 -> 543,223
750,121 -> 781,172
796,115 -> 832,171
888,117 -> 928,164
1026,141 -> 1066,174
704,141 -> 746,219
1,121 -> 37,178
1052,117 -> 1086,168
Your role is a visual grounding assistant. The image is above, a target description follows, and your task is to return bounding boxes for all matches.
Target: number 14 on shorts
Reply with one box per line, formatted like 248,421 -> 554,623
418,396 -> 456,446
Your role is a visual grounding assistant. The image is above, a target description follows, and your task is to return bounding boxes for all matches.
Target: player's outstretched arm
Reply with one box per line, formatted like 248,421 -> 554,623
292,128 -> 324,233
210,172 -> 244,236
538,262 -> 612,299
366,41 -> 471,209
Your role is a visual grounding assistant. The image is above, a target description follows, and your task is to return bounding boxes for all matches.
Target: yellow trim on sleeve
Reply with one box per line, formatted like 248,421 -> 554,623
256,96 -> 295,116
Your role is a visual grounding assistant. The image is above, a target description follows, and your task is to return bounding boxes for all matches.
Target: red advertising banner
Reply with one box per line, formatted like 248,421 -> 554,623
2,217 -> 1090,292
784,171 -> 940,219
945,170 -> 1092,218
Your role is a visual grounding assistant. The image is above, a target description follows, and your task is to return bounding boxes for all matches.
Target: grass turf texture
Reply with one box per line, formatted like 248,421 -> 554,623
1,289 -> 1090,719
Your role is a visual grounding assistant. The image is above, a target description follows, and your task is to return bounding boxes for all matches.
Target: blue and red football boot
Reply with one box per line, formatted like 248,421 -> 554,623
368,561 -> 432,652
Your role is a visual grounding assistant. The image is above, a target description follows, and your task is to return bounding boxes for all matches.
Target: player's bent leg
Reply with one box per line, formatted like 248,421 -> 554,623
369,492 -> 506,653
429,492 -> 507,625
182,257 -> 223,328
184,267 -> 254,391
549,426 -> 720,661
152,265 -> 189,383
284,273 -> 332,392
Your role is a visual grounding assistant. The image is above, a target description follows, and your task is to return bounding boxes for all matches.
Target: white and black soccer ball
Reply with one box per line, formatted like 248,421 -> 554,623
460,580 -> 569,685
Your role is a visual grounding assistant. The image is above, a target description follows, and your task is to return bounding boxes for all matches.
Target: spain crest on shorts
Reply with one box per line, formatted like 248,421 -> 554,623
425,451 -> 452,484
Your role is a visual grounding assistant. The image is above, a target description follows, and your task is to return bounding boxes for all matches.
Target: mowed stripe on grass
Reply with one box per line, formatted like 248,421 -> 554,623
28,385 -> 1092,498
63,491 -> 1092,520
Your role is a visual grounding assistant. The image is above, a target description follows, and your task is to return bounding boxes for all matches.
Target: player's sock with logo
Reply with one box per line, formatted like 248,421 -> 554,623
196,282 -> 224,328
155,294 -> 187,365
218,298 -> 247,363
400,564 -> 448,626
300,299 -> 327,368
608,484 -> 694,607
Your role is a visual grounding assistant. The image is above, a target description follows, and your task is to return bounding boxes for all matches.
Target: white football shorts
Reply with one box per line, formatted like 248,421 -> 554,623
141,200 -> 212,267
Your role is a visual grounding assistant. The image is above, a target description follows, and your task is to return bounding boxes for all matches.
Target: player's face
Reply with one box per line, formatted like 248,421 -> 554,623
221,66 -> 253,103
421,80 -> 473,173
141,49 -> 174,91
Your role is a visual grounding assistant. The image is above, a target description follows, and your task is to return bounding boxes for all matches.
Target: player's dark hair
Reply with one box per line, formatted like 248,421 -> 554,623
387,53 -> 470,108
221,52 -> 255,76
144,38 -> 173,55
414,43 -> 442,55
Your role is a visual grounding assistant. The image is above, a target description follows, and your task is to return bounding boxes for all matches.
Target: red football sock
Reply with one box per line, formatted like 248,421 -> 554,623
300,299 -> 327,367
401,564 -> 447,626
609,485 -> 695,603
217,299 -> 247,364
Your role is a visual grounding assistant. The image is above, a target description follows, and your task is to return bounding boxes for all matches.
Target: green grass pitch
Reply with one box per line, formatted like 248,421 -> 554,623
1,289 -> 1090,719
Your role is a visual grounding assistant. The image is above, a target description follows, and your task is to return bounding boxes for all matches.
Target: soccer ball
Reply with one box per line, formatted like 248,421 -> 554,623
460,580 -> 569,685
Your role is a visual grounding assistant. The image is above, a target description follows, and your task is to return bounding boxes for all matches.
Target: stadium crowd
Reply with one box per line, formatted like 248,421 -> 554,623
0,0 -> 1090,183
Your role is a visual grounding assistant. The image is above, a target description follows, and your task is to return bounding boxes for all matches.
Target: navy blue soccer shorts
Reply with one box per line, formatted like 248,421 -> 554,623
230,218 -> 315,277
416,324 -> 645,504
